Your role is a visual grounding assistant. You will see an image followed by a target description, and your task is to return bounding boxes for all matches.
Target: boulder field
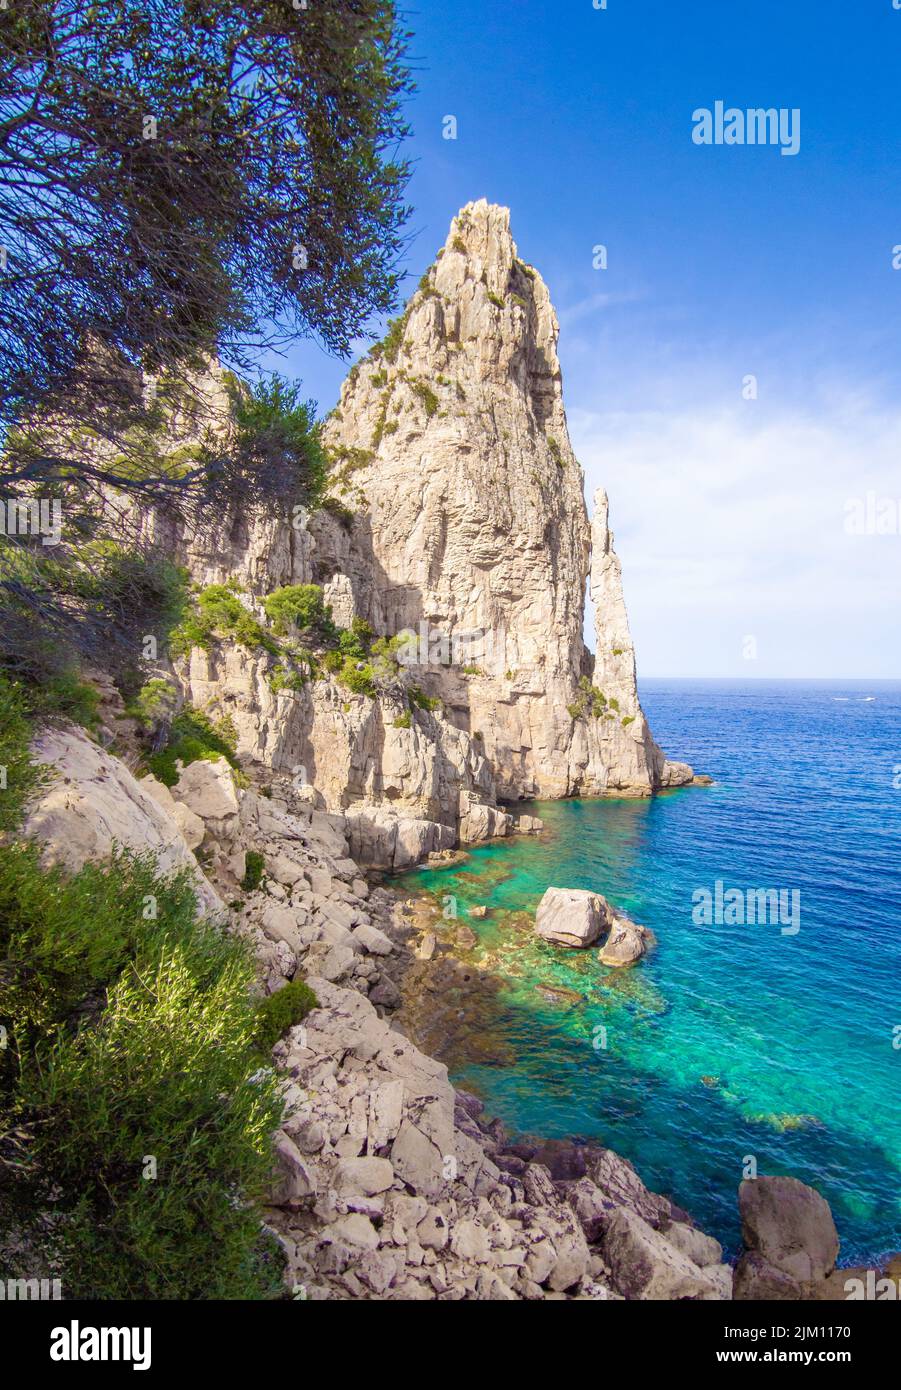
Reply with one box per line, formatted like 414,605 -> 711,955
23,723 -> 887,1301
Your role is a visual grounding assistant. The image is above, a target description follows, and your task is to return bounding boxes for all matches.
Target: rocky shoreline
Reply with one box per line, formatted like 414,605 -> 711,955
26,723 -> 895,1301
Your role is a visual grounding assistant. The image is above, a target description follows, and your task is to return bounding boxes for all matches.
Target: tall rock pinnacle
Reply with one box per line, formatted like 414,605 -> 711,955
315,200 -> 691,797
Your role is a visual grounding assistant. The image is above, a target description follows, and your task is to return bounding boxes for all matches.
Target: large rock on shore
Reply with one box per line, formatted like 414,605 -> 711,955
535,888 -> 607,947
601,1208 -> 729,1301
25,724 -> 221,914
733,1175 -> 840,1300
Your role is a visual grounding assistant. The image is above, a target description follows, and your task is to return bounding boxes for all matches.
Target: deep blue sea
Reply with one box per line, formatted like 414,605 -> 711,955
403,679 -> 901,1262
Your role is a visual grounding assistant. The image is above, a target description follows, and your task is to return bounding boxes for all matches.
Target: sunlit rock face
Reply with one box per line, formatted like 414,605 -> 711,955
125,203 -> 690,861
318,199 -> 690,798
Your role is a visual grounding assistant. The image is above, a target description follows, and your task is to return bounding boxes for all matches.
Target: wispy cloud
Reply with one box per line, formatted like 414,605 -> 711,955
572,392 -> 901,677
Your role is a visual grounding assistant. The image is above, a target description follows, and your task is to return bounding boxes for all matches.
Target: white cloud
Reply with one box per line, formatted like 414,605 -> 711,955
571,397 -> 901,677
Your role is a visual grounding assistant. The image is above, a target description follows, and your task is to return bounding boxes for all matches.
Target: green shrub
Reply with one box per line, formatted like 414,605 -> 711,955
228,373 -> 328,509
328,445 -> 375,486
0,674 -> 44,831
408,684 -> 440,712
410,380 -> 439,418
337,625 -> 368,662
28,669 -> 101,730
320,496 -> 355,528
146,706 -> 241,787
262,583 -> 335,640
0,834 -> 284,1298
547,435 -> 564,468
126,678 -> 179,727
392,712 -> 412,729
621,715 -> 635,727
371,387 -> 393,448
568,677 -> 607,721
487,291 -> 504,310
170,584 -> 277,658
241,850 -> 265,893
371,311 -> 409,364
337,657 -> 376,698
253,978 -> 319,1052
10,944 -> 284,1298
268,666 -> 308,695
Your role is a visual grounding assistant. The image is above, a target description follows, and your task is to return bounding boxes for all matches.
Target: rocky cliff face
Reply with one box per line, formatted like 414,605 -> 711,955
128,201 -> 691,865
318,200 -> 691,799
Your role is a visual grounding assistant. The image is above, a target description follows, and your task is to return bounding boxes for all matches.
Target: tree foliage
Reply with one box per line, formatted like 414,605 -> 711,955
0,0 -> 413,453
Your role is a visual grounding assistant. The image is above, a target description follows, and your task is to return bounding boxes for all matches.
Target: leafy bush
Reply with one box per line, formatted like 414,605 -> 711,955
0,672 -> 286,1297
337,625 -> 368,662
621,715 -> 635,727
241,850 -> 265,893
146,706 -> 241,787
337,657 -> 376,698
269,667 -> 308,695
371,388 -> 393,448
262,583 -> 335,640
253,979 -> 318,1052
410,380 -> 439,418
320,496 -> 355,528
372,311 -> 409,364
229,374 -> 328,509
392,712 -> 411,729
547,435 -> 564,468
408,684 -> 440,712
126,678 -> 179,727
568,677 -> 607,720
0,674 -> 44,831
25,668 -> 101,731
0,838 -> 284,1298
170,583 -> 277,657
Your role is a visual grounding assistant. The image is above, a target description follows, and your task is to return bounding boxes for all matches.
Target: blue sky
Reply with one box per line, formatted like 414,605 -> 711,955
268,0 -> 901,678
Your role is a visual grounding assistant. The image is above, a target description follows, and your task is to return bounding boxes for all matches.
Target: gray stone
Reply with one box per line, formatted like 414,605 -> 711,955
738,1175 -> 839,1284
535,887 -> 607,948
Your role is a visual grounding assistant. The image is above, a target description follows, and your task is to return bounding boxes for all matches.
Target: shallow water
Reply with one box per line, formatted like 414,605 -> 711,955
399,679 -> 901,1260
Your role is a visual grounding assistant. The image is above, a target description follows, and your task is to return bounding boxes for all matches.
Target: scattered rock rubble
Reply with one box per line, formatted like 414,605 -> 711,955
26,727 -> 891,1301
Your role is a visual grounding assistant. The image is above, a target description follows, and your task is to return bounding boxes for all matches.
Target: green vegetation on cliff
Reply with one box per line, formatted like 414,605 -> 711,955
0,674 -> 312,1298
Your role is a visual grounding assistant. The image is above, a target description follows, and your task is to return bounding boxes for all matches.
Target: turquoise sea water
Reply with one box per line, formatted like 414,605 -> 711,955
400,679 -> 901,1261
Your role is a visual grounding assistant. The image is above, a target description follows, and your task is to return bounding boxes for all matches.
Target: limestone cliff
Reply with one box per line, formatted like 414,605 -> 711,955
127,201 -> 691,865
318,200 -> 691,798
